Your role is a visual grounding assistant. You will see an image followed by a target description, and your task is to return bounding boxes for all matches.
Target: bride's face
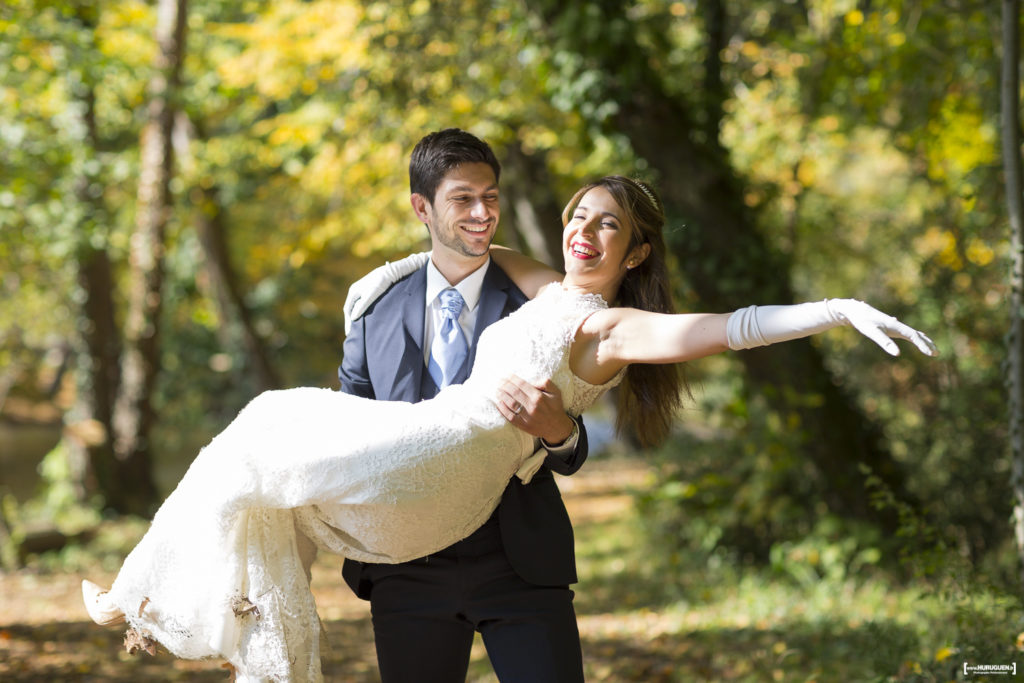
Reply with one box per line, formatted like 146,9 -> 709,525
562,187 -> 646,296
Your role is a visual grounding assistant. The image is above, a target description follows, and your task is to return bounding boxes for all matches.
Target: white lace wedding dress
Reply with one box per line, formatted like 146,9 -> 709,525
100,285 -> 623,682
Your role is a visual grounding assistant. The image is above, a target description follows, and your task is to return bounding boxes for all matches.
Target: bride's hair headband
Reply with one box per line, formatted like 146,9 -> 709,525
634,179 -> 660,214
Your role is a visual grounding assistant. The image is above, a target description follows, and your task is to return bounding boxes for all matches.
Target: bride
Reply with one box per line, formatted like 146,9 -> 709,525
82,175 -> 936,681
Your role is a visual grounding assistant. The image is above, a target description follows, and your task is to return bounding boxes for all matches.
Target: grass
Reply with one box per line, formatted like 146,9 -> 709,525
2,454 -> 1022,682
553,456 -> 1022,683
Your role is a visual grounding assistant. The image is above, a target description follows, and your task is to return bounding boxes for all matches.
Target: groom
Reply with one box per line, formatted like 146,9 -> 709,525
337,128 -> 588,682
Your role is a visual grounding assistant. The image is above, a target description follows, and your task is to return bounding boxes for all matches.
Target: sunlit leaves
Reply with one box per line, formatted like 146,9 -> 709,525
96,2 -> 154,65
212,0 -> 368,100
925,93 -> 997,185
185,0 -> 601,276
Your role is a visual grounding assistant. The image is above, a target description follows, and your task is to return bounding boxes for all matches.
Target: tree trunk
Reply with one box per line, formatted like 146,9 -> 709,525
1000,0 -> 1024,594
55,6 -> 123,505
501,140 -> 565,268
110,0 -> 188,514
71,242 -> 121,497
173,113 -> 281,391
526,0 -> 913,527
697,0 -> 727,142
194,184 -> 281,391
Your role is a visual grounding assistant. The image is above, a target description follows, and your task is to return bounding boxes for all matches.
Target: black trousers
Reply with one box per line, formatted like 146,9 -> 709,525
361,515 -> 585,683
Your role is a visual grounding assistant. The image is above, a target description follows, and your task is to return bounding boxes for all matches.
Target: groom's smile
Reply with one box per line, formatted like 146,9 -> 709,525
413,161 -> 500,266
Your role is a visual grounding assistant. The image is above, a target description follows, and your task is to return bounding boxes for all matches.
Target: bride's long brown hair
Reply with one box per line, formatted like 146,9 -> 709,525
561,175 -> 687,447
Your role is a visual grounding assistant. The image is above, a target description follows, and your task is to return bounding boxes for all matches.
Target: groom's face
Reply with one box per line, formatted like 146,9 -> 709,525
414,162 -> 499,261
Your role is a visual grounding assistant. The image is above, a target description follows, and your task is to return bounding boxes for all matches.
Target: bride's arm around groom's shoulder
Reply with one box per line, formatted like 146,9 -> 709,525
488,246 -> 562,299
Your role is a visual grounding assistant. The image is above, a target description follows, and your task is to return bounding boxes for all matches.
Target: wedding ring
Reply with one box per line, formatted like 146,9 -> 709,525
512,402 -> 522,415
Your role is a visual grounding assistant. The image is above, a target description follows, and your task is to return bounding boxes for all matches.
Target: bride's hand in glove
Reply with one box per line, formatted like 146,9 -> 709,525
726,298 -> 939,357
826,299 -> 938,357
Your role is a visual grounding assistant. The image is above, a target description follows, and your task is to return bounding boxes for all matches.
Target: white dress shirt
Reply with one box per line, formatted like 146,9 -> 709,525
423,257 -> 490,366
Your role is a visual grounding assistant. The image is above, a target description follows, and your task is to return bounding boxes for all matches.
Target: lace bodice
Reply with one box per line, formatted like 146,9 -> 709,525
464,283 -> 625,416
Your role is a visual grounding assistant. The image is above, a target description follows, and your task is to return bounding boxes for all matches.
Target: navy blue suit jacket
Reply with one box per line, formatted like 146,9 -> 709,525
337,262 -> 588,597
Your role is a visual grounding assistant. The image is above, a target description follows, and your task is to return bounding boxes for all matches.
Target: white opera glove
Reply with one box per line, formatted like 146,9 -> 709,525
343,251 -> 431,334
726,299 -> 938,357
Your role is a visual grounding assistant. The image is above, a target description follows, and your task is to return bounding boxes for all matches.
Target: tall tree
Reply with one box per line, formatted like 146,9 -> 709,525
110,0 -> 189,513
1002,0 -> 1024,592
174,113 -> 281,392
63,5 -> 123,503
502,141 -> 565,267
524,0 -> 914,529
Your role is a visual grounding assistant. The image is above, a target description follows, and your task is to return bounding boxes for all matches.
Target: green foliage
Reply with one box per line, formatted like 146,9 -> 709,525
1,440 -> 103,570
636,364 -> 880,563
768,515 -> 883,586
633,0 -> 1011,583
636,411 -> 1021,678
573,457 -> 1023,682
34,441 -> 93,515
0,0 -> 1016,609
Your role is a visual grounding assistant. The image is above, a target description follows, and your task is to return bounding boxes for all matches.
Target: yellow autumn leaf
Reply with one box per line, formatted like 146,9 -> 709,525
796,159 -> 817,187
451,92 -> 474,115
819,115 -> 840,132
966,239 -> 994,267
938,235 -> 964,271
903,660 -> 922,674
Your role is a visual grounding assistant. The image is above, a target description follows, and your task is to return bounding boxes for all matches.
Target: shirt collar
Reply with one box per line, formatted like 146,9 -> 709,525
426,257 -> 490,311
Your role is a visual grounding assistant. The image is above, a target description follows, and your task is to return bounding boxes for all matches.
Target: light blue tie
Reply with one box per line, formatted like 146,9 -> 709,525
428,288 -> 468,389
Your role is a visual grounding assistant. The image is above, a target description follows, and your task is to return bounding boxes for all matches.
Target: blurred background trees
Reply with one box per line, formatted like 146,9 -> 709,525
0,0 -> 1016,597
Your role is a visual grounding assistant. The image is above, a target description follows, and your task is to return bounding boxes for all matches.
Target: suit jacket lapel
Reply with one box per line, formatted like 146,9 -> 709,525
376,266 -> 431,402
400,267 -> 427,355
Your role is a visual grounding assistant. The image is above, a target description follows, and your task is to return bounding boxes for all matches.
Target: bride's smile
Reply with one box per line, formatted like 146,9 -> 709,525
562,186 -> 650,301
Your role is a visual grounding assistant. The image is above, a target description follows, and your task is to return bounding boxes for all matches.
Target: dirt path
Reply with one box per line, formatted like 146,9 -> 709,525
0,456 -> 654,682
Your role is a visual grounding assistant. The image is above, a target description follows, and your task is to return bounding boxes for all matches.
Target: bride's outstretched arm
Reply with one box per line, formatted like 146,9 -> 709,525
488,246 -> 562,299
570,299 -> 938,385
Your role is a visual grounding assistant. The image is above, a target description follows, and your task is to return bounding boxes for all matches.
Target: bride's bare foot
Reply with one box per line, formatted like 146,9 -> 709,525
81,579 -> 126,626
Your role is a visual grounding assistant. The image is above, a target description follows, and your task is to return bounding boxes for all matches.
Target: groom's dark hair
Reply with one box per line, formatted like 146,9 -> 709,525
409,128 -> 501,203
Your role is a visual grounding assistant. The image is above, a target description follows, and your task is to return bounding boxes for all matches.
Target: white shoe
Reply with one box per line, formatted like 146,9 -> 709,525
82,579 -> 126,626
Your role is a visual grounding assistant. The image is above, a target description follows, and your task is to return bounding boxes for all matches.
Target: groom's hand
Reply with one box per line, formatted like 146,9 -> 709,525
496,375 -> 575,445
